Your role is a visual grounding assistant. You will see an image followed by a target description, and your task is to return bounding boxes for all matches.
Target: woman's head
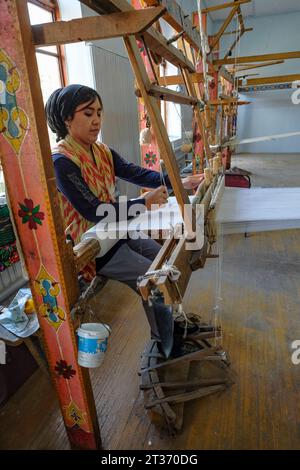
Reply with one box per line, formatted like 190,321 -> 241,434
45,84 -> 103,148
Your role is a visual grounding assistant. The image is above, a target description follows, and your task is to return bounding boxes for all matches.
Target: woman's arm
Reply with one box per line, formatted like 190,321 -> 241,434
111,148 -> 204,191
53,155 -> 146,223
111,148 -> 172,190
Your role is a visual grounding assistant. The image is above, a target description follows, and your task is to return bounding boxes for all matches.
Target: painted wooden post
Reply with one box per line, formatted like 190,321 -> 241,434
132,0 -> 161,173
0,0 -> 101,449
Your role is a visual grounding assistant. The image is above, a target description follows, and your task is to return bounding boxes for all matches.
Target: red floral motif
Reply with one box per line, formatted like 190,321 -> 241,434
144,151 -> 157,167
137,39 -> 147,56
18,198 -> 44,230
193,132 -> 202,143
54,360 -> 76,380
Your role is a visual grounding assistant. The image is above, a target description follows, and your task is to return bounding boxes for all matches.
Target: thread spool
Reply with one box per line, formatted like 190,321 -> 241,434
204,168 -> 211,186
139,127 -> 152,145
212,157 -> 219,175
180,143 -> 193,153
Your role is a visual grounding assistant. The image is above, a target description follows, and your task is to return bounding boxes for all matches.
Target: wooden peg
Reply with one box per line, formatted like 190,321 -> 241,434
212,157 -> 219,175
204,168 -> 211,186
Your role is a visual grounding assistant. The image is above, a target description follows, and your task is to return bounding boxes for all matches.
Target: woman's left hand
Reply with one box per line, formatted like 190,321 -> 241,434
182,173 -> 204,190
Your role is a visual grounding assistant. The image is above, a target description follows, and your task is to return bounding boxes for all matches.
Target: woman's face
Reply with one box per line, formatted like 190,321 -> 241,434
66,97 -> 102,150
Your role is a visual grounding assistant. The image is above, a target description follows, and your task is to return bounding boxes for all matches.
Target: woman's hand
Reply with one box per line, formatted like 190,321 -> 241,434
182,173 -> 204,190
144,185 -> 168,210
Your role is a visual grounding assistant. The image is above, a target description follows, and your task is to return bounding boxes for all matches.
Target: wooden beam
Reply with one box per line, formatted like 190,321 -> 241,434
158,72 -> 204,86
209,5 -> 239,52
239,74 -> 300,86
201,0 -> 251,14
234,0 -> 245,32
135,84 -> 199,106
139,26 -> 195,71
221,27 -> 253,36
219,66 -> 234,84
228,60 -> 284,73
144,0 -> 202,52
208,99 -> 251,105
80,0 -> 195,72
214,51 -> 300,66
32,7 -> 166,46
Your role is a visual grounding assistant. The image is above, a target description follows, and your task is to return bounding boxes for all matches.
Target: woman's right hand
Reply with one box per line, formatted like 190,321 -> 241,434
144,185 -> 168,210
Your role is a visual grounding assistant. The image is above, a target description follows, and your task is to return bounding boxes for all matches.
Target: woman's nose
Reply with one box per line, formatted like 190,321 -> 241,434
93,115 -> 101,125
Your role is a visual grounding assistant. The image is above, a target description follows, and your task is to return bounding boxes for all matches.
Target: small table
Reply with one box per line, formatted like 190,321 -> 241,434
0,324 -> 49,377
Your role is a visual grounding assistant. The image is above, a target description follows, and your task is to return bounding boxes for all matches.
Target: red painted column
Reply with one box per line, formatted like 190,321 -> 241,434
0,0 -> 101,449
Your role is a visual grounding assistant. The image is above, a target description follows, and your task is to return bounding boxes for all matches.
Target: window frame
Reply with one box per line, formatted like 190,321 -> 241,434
28,0 -> 68,86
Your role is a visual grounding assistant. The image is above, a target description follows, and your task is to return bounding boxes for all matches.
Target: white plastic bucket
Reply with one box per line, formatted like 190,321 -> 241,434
77,323 -> 111,368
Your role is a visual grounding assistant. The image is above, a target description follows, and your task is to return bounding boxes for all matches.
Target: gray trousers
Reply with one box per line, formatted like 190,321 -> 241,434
97,237 -> 162,338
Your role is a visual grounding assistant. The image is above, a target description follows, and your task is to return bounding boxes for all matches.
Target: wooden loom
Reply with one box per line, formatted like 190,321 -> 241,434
0,0 -> 251,448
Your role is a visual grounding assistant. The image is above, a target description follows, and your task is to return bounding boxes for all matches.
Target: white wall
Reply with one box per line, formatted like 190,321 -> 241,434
215,11 -> 300,153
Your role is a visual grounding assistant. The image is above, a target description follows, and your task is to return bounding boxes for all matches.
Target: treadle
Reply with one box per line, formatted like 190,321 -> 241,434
139,331 -> 233,434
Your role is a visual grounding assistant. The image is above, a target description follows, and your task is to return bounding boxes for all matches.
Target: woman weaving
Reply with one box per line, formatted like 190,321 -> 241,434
45,84 -> 203,348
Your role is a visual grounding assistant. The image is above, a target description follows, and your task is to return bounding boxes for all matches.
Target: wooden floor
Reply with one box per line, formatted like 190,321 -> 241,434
1,153 -> 300,450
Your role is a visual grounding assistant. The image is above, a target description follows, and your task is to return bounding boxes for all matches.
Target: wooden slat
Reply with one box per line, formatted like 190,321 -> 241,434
32,7 -> 166,46
201,0 -> 251,14
207,100 -> 251,106
80,0 -> 195,72
209,5 -> 239,52
73,239 -> 101,273
220,27 -> 253,36
158,72 -> 205,86
144,0 -> 202,52
214,51 -> 300,66
219,66 -> 234,84
228,60 -> 284,73
139,26 -> 195,72
138,237 -> 176,300
136,84 -> 199,105
208,99 -> 250,105
238,74 -> 300,86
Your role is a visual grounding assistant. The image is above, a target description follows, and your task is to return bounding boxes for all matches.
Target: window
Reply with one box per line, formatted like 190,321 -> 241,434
161,61 -> 182,143
28,0 -> 66,147
159,19 -> 182,143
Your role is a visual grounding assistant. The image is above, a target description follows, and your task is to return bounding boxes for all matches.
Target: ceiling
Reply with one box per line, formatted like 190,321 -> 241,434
202,0 -> 300,22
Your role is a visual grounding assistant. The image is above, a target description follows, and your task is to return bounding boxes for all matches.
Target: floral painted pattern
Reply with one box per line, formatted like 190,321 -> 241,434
137,39 -> 147,56
18,198 -> 44,230
55,360 -> 76,380
193,132 -> 202,144
144,151 -> 157,167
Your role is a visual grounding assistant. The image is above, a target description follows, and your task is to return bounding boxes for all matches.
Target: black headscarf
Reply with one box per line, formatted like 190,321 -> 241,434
45,84 -> 102,142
